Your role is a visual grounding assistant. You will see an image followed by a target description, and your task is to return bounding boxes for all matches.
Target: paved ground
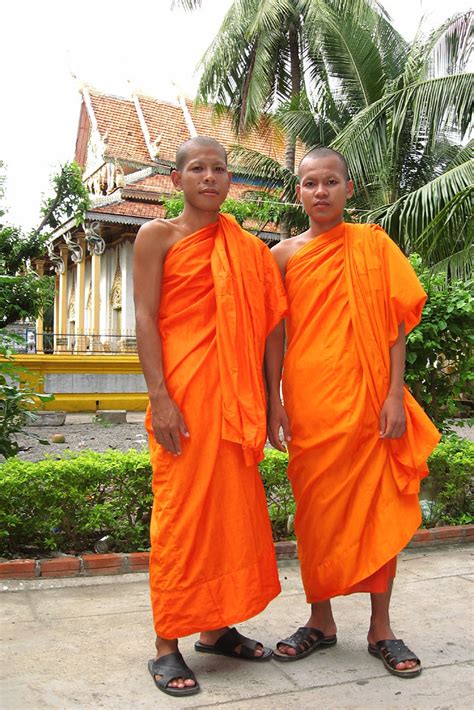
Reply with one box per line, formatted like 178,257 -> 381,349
12,412 -> 474,463
1,545 -> 473,709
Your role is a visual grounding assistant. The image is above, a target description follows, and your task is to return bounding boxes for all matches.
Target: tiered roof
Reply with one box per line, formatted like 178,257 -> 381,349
72,86 -> 299,233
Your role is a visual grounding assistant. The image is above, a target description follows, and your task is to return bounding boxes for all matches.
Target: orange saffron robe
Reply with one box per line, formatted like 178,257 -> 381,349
283,222 -> 440,602
145,213 -> 287,639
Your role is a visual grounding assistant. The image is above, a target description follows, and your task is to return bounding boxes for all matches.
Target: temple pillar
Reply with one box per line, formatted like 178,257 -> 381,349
91,251 -> 101,351
35,260 -> 45,353
75,235 -> 86,353
57,245 -> 69,352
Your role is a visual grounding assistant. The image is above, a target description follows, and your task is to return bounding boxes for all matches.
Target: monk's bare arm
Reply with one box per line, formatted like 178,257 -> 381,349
133,221 -> 189,455
380,322 -> 406,439
264,242 -> 293,451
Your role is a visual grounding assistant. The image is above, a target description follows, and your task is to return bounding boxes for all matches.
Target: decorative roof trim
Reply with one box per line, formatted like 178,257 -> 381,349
81,87 -> 100,136
178,94 -> 198,138
85,211 -> 150,226
124,166 -> 169,185
132,93 -> 158,162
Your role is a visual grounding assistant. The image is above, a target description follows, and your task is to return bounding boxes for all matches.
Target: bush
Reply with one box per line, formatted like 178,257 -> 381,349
421,435 -> 474,527
406,256 -> 473,428
259,449 -> 293,540
0,449 -> 153,556
0,438 -> 471,557
0,330 -> 53,458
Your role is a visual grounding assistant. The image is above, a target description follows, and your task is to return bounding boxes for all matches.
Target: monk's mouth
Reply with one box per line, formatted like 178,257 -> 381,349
200,190 -> 219,195
314,202 -> 330,207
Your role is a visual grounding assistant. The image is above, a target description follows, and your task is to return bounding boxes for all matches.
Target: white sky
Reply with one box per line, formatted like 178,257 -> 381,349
0,0 -> 470,230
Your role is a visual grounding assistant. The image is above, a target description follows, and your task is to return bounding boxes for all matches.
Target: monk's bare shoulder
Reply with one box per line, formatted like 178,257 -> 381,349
134,218 -> 181,261
271,232 -> 311,276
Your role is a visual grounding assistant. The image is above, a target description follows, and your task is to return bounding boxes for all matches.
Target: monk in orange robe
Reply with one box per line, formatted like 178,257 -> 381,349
265,147 -> 439,678
133,137 -> 287,697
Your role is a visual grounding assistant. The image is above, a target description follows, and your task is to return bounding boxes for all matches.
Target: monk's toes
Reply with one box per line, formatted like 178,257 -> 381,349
255,644 -> 264,657
184,678 -> 196,687
277,644 -> 296,656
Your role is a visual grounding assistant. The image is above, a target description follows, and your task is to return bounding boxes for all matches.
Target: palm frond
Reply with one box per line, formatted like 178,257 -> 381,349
229,146 -> 298,202
425,11 -> 473,77
304,0 -> 387,108
171,0 -> 202,9
429,245 -> 473,280
364,160 -> 474,255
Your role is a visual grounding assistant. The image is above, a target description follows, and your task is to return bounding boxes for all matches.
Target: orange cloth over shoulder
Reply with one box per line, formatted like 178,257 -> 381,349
145,213 -> 287,639
283,222 -> 439,603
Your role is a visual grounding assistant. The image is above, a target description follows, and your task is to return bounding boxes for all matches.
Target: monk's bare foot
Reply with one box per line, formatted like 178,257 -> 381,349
154,637 -> 196,689
199,626 -> 264,657
277,601 -> 337,657
367,623 -> 418,671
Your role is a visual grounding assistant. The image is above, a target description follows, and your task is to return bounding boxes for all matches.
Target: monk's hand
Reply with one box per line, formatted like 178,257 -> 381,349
379,393 -> 406,439
267,400 -> 292,452
151,394 -> 189,455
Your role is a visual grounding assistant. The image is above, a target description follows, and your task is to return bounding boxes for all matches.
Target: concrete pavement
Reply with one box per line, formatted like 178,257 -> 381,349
1,545 -> 473,709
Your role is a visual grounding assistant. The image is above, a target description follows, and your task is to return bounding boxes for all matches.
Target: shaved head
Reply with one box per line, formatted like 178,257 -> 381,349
298,147 -> 349,181
175,136 -> 228,171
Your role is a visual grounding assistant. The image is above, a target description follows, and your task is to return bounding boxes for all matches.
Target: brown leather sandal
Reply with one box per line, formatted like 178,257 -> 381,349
368,639 -> 422,678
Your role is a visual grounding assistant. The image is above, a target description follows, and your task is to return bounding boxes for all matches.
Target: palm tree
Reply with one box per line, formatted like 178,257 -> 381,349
173,0 -> 397,236
231,10 -> 473,274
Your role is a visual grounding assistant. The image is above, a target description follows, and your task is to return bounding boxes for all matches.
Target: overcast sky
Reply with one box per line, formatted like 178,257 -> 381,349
0,0 -> 470,230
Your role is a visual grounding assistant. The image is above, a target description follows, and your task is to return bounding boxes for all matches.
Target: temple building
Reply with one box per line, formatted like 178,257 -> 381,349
39,86 -> 303,356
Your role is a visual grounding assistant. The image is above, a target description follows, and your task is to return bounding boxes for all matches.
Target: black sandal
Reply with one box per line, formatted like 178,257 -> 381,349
273,626 -> 337,662
368,639 -> 422,678
194,627 -> 272,661
147,651 -> 200,696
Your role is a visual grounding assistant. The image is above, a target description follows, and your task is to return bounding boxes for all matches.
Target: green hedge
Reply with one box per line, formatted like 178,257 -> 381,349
0,437 -> 472,557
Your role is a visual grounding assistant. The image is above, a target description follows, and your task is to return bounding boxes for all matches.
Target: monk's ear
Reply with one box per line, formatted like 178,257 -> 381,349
296,183 -> 301,202
347,180 -> 354,200
171,169 -> 182,190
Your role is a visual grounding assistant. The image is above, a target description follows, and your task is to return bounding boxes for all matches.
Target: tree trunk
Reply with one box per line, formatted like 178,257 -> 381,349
280,22 -> 301,240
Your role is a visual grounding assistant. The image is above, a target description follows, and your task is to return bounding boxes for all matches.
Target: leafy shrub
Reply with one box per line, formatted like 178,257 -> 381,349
0,449 -> 153,556
0,331 -> 52,459
421,435 -> 474,527
259,449 -> 293,540
0,437 -> 472,557
406,256 -> 473,428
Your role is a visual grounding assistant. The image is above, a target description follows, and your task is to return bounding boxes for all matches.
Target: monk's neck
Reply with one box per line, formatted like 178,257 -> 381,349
177,205 -> 221,234
308,218 -> 344,238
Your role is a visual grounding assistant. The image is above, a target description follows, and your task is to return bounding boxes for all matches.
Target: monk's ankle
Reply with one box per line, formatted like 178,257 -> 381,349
199,626 -> 228,645
156,636 -> 179,658
367,619 -> 395,644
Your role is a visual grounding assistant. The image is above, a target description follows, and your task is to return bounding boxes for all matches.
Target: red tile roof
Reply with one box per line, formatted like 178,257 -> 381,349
88,91 -> 153,165
93,201 -> 165,219
84,89 -> 306,171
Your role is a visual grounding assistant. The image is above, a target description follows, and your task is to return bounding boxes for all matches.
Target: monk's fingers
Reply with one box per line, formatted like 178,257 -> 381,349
178,413 -> 190,439
379,410 -> 388,437
155,428 -> 180,455
281,415 -> 292,443
268,426 -> 286,451
169,428 -> 183,456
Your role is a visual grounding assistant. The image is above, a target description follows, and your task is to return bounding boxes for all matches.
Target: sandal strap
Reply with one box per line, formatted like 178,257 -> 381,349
375,639 -> 420,668
215,627 -> 260,658
278,626 -> 324,652
149,652 -> 196,686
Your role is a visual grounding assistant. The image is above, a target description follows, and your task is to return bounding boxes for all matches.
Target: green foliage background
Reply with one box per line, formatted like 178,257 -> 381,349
0,439 -> 472,558
406,256 -> 473,427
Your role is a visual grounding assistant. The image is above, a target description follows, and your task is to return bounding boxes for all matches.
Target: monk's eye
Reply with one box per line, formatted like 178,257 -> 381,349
328,179 -> 338,185
215,166 -> 225,172
192,166 -> 203,172
304,181 -> 314,188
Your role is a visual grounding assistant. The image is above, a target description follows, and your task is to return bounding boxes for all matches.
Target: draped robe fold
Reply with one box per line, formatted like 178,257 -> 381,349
283,222 -> 440,602
145,213 -> 287,639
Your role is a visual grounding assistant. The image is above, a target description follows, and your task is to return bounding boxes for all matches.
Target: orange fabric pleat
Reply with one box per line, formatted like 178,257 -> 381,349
283,223 -> 439,603
146,214 -> 287,639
